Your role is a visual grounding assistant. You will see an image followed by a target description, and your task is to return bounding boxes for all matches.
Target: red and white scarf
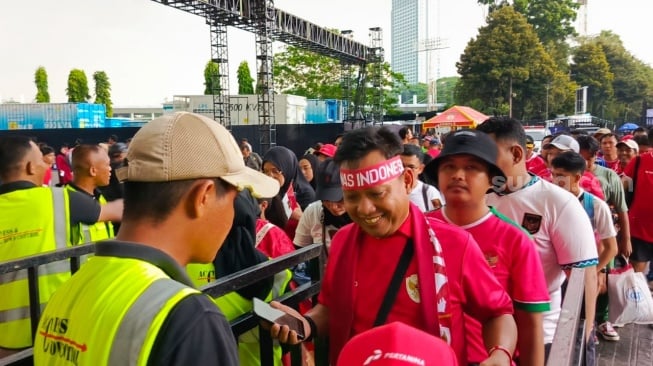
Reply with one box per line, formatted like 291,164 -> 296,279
327,203 -> 451,361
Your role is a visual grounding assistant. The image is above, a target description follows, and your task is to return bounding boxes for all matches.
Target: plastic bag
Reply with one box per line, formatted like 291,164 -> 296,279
607,260 -> 653,326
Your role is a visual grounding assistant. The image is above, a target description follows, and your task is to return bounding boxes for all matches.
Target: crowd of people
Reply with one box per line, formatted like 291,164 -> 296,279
0,111 -> 652,366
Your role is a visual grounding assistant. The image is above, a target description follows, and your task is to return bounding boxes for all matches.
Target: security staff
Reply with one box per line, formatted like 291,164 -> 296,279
33,112 -> 279,365
65,144 -> 115,243
0,136 -> 123,354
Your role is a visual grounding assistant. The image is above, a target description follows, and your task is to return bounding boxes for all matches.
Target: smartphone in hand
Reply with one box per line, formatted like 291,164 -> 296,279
253,298 -> 305,340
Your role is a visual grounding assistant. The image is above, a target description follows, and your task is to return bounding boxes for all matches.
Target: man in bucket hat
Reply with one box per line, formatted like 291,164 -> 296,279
424,129 -> 550,366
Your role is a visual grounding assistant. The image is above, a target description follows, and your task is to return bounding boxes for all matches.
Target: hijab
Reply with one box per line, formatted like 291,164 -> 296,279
299,154 -> 319,190
263,146 -> 316,209
213,189 -> 273,300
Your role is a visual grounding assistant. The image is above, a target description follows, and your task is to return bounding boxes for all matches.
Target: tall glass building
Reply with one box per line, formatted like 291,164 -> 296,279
391,0 -> 427,84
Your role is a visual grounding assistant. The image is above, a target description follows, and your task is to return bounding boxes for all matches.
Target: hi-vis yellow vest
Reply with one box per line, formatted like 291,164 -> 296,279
64,185 -> 114,244
33,256 -> 199,366
0,187 -> 71,349
186,262 -> 292,366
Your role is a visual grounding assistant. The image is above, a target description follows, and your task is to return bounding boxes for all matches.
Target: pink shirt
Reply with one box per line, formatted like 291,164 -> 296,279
429,208 -> 550,363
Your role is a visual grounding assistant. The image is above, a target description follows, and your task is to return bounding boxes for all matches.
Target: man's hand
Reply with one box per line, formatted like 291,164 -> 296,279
267,301 -> 310,345
618,237 -> 632,258
480,349 -> 511,366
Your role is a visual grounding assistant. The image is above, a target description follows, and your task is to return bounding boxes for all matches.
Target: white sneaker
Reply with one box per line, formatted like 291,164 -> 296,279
598,322 -> 620,341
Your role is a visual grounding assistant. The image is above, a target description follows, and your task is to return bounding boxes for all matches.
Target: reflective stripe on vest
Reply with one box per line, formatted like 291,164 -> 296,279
108,279 -> 191,365
0,187 -> 71,348
64,185 -> 114,244
33,257 -> 200,365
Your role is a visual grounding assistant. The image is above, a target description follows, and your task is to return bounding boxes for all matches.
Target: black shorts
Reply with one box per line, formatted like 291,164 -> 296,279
630,237 -> 653,263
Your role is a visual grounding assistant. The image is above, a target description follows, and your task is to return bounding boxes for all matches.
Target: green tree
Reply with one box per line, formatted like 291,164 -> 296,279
436,77 -> 460,107
34,66 -> 50,103
204,60 -> 220,95
397,83 -> 428,105
273,45 -> 342,99
512,0 -> 579,45
588,31 -> 653,122
237,61 -> 255,94
93,71 -> 113,117
273,44 -> 405,116
571,42 -> 614,116
456,5 -> 575,119
66,69 -> 90,103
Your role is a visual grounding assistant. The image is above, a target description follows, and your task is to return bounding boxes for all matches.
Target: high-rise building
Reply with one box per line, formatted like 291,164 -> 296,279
391,0 -> 429,85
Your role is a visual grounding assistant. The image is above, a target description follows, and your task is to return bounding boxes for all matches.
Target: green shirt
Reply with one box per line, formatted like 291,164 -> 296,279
591,165 -> 628,213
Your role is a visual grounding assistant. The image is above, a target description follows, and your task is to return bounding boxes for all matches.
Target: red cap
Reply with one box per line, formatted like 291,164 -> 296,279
317,143 -> 337,158
621,134 -> 634,141
336,322 -> 458,366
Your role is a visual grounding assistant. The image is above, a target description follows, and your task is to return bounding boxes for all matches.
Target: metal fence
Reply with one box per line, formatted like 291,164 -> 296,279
0,243 -> 588,366
0,243 -> 326,366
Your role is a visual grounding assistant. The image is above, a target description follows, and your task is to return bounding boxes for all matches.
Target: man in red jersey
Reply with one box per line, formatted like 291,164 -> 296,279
269,127 -> 517,366
424,130 -> 550,366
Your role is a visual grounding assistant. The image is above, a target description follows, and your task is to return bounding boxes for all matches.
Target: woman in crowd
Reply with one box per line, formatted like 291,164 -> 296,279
263,146 -> 316,240
298,154 -> 319,190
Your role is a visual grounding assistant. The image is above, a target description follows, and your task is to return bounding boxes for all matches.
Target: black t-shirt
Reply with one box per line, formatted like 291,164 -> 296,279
0,181 -> 101,226
95,241 -> 239,365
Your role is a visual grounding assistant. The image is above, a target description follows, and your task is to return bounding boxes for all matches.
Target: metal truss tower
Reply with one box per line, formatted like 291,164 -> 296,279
208,20 -> 231,128
340,30 -> 354,121
368,27 -> 384,124
253,0 -> 276,151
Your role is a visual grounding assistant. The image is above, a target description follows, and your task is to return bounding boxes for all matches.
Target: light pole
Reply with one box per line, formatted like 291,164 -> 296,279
545,82 -> 551,119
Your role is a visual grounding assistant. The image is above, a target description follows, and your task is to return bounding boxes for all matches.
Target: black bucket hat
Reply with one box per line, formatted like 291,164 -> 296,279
423,129 -> 506,187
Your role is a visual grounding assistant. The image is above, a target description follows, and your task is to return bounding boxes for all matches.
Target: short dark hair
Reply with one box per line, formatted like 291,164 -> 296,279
334,127 -> 403,165
634,135 -> 649,147
71,144 -> 103,172
475,117 -> 527,149
571,129 -> 588,136
40,145 -> 55,156
109,134 -> 119,142
401,144 -> 424,160
398,126 -> 411,140
0,135 -> 33,180
551,151 -> 586,174
123,178 -> 230,224
649,128 -> 653,144
576,135 -> 600,155
634,127 -> 646,134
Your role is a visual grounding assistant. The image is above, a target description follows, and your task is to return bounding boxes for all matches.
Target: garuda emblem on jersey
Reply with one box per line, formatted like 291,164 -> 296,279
405,274 -> 420,303
522,213 -> 542,234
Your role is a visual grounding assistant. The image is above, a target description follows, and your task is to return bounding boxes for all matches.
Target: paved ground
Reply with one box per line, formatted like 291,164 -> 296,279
597,324 -> 653,366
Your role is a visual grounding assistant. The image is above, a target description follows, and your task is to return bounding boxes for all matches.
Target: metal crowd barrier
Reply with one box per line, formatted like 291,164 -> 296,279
546,267 -> 587,366
0,243 -> 326,366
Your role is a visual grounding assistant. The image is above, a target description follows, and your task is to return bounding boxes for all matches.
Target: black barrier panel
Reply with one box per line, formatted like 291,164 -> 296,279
0,124 -> 346,159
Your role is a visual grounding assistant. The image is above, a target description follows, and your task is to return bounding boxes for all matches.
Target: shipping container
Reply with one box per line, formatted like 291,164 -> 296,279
171,94 -> 307,125
306,99 -> 344,123
0,103 -> 106,130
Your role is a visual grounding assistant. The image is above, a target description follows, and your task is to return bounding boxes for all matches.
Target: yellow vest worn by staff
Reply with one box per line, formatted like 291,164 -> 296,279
187,262 -> 292,366
64,185 -> 114,244
0,186 -> 71,349
33,256 -> 199,366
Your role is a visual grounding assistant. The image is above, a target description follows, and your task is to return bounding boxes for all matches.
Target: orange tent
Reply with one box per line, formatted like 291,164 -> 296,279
422,106 -> 489,131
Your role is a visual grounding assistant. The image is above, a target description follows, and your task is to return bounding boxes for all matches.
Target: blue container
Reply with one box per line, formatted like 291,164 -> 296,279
306,99 -> 344,124
0,103 -> 107,130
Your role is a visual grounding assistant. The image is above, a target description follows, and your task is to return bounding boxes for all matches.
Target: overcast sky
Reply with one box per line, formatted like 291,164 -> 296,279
1,0 -> 651,106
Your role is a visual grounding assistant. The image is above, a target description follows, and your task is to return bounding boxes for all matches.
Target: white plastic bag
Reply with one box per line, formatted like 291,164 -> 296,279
608,264 -> 653,326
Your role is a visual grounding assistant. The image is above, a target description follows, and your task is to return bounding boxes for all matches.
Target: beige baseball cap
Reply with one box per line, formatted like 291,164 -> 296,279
116,112 -> 279,198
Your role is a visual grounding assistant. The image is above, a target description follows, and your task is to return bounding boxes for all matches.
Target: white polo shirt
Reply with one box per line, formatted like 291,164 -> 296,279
408,180 -> 445,212
487,176 -> 598,344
